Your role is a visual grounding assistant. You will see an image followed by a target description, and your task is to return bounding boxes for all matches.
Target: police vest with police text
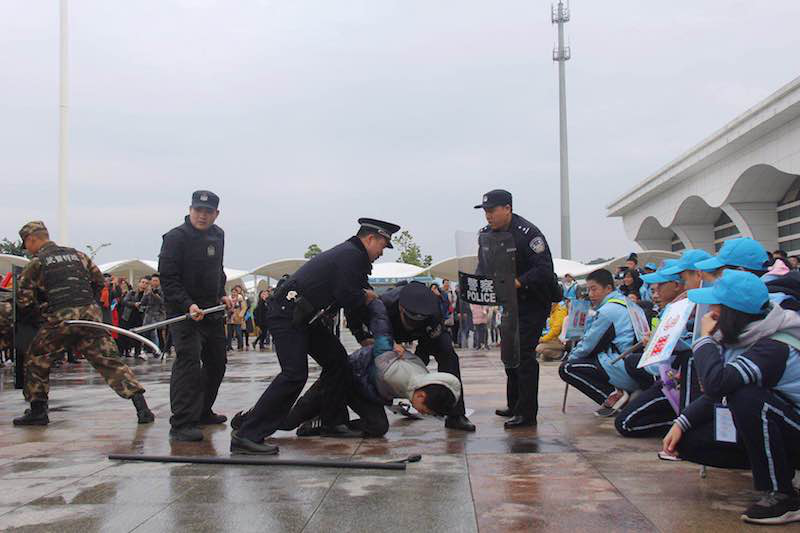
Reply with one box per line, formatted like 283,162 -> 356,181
38,245 -> 95,312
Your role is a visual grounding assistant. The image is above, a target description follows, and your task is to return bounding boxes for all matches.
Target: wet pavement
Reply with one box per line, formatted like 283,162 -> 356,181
0,340 -> 765,532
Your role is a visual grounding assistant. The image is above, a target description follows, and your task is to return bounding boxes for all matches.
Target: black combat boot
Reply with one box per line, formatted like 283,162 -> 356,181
132,393 -> 155,424
13,401 -> 49,426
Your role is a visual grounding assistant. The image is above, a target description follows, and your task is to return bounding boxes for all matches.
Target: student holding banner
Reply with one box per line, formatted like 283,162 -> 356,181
663,270 -> 800,525
558,269 -> 638,417
616,259 -> 701,437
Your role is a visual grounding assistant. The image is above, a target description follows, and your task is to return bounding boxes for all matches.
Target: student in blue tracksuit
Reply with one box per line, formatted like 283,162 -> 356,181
616,251 -> 710,438
639,262 -> 657,303
662,270 -> 800,525
696,237 -> 769,283
558,268 -> 636,416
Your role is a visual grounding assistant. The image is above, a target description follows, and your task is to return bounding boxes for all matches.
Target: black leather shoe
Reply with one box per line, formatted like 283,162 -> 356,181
504,415 -> 537,429
445,415 -> 476,432
319,424 -> 363,439
198,412 -> 228,425
170,426 -> 203,442
230,431 -> 279,455
495,408 -> 514,417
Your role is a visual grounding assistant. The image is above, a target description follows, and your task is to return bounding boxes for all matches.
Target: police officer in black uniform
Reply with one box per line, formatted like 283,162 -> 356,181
475,189 -> 557,428
346,281 -> 476,431
231,218 -> 399,455
159,190 -> 232,442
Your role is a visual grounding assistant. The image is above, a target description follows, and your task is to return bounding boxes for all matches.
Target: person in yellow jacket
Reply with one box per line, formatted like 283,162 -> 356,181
535,302 -> 568,361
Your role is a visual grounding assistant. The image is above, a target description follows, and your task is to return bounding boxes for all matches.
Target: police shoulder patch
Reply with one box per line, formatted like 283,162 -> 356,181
530,236 -> 546,254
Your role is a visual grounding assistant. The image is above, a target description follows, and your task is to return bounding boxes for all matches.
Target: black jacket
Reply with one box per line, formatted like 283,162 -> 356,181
158,216 -> 226,316
278,236 -> 372,314
347,285 -> 444,344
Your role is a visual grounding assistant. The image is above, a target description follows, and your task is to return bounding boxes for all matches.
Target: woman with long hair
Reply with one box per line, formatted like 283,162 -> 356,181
662,270 -> 800,525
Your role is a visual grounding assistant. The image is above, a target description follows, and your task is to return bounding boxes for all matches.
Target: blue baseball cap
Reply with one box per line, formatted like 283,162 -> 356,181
661,249 -> 714,276
695,237 -> 768,273
688,269 -> 768,314
644,262 -> 658,271
641,259 -> 683,284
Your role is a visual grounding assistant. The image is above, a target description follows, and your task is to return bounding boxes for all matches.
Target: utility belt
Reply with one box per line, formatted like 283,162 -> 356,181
269,282 -> 328,328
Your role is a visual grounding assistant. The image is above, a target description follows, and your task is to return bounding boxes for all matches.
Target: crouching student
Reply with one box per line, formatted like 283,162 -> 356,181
616,251 -> 710,438
662,270 -> 800,525
231,298 -> 461,438
558,268 -> 638,417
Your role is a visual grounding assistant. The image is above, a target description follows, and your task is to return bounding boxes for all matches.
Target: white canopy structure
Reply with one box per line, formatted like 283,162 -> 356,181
0,254 -> 30,274
98,258 -> 249,289
424,256 -> 597,280
370,262 -> 426,281
246,258 -> 307,280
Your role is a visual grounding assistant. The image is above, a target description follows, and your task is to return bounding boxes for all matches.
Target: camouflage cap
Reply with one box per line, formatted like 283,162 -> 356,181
19,221 -> 48,248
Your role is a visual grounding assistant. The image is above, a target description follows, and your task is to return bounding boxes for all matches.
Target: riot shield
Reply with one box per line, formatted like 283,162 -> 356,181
455,231 -> 520,368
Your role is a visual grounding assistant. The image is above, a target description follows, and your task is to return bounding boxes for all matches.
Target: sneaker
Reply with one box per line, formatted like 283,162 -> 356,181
742,491 -> 800,524
594,406 -> 617,417
296,417 -> 323,437
604,389 -> 630,409
198,412 -> 228,425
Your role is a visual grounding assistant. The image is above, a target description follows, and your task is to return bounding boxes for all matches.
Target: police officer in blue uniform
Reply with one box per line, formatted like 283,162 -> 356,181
346,281 -> 476,431
475,190 -> 558,428
231,218 -> 399,454
159,190 -> 232,442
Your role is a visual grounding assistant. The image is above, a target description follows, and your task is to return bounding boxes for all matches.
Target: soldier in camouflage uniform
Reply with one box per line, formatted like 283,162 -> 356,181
12,221 -> 155,426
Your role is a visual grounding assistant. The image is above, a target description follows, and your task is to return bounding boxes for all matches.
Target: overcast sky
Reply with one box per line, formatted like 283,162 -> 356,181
2,1 -> 800,268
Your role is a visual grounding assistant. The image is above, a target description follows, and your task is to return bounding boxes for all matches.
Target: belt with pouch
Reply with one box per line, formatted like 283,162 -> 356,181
271,284 -> 325,327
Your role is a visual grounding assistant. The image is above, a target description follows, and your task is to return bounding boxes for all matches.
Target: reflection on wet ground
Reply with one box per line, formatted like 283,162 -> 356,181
0,342 -> 761,532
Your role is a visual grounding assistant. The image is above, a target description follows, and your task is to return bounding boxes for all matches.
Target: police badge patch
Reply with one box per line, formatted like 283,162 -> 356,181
530,237 -> 545,254
207,245 -> 216,257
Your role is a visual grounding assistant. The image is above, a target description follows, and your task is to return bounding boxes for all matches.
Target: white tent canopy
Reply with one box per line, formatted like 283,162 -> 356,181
0,253 -> 30,274
98,258 -> 249,288
246,258 -> 307,279
424,256 -> 596,280
370,262 -> 426,280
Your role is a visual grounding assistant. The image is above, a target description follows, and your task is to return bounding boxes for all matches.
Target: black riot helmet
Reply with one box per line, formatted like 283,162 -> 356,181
398,282 -> 443,338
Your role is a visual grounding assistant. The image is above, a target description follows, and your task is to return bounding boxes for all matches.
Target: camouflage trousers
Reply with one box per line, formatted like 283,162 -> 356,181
24,306 -> 145,403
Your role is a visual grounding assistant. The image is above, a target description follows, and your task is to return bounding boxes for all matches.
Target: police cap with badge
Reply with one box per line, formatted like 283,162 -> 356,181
191,190 -> 220,210
358,218 -> 400,248
398,281 -> 443,338
474,189 -> 513,210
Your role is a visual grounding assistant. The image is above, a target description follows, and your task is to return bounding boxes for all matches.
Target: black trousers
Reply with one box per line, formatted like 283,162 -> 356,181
282,376 -> 390,437
169,315 -> 227,429
728,385 -> 800,494
238,313 -> 349,442
505,305 -> 548,419
559,358 -> 614,405
615,384 -> 674,438
415,330 -> 466,417
677,421 -> 751,471
623,352 -> 657,391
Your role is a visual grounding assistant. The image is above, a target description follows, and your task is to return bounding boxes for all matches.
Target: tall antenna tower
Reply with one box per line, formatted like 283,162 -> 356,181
552,0 -> 571,259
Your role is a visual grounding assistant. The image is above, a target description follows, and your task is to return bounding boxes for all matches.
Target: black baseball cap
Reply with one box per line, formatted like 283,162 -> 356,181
191,190 -> 220,210
357,218 -> 400,249
474,189 -> 512,209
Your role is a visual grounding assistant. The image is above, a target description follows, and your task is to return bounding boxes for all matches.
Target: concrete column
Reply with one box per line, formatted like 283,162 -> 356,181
671,224 -> 715,253
721,202 -> 778,251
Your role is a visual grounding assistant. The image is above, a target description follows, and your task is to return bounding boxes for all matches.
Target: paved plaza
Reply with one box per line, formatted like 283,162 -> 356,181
0,342 -> 766,532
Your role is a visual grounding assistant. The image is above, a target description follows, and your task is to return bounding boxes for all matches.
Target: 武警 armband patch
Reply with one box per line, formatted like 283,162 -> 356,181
530,237 -> 545,254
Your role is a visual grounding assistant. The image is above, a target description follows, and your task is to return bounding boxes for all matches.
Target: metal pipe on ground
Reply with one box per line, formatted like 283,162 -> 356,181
108,454 -> 421,471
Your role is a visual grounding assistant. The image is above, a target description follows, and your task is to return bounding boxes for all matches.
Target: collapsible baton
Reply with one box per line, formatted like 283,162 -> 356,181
131,304 -> 227,334
108,453 -> 422,471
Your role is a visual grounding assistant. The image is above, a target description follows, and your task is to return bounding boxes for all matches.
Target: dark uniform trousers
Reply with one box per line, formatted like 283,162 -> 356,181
238,307 -> 350,442
283,374 -> 390,438
615,385 -> 674,438
169,315 -> 226,429
727,384 -> 800,494
677,421 -> 751,472
506,305 -> 548,419
558,357 -> 614,406
415,330 -> 466,417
